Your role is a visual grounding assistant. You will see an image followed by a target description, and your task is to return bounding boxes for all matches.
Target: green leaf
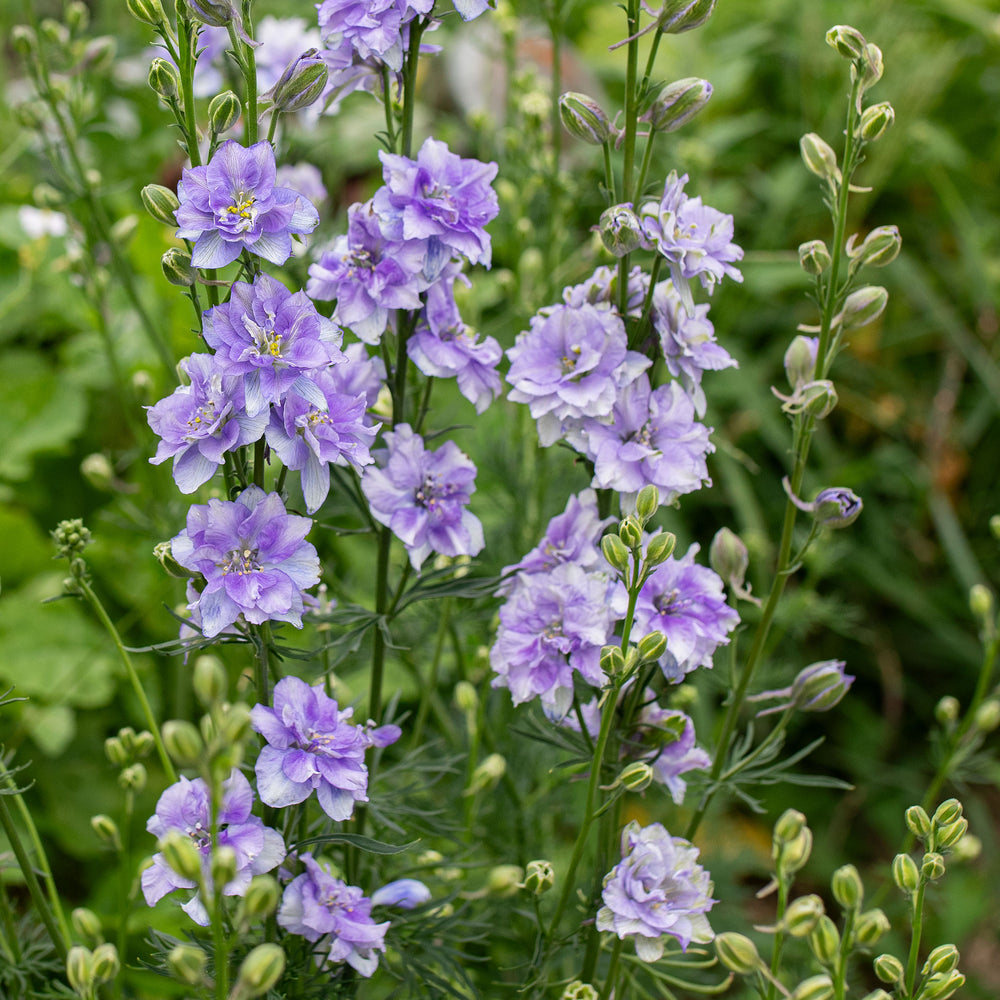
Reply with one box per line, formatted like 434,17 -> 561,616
290,833 -> 419,855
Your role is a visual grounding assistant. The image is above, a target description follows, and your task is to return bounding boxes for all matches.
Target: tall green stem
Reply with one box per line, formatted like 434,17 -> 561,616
905,883 -> 926,996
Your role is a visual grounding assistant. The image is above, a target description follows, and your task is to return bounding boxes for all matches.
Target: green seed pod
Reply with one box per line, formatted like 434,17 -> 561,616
905,805 -> 932,841
601,533 -> 631,574
714,932 -> 762,975
854,907 -> 890,946
873,953 -> 904,984
825,24 -> 867,60
148,57 -> 180,101
789,973 -> 835,1000
800,133 -> 840,184
141,183 -> 180,225
831,864 -> 864,911
808,915 -> 840,967
782,894 -> 825,938
559,92 -> 614,145
798,239 -> 832,276
645,531 -> 676,567
168,944 -> 208,985
892,853 -> 920,894
523,859 -> 555,895
234,943 -> 286,999
208,90 -> 242,135
636,630 -> 667,664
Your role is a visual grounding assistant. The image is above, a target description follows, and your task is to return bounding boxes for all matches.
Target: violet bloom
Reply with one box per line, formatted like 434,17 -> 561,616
266,369 -> 377,513
373,137 -> 499,277
251,676 -> 400,820
566,375 -> 713,503
506,303 -> 650,447
597,821 -> 715,960
175,140 -> 319,268
489,562 -> 618,715
278,853 -> 389,977
640,171 -> 743,313
307,200 -> 425,344
407,278 -> 503,413
633,544 -> 739,682
326,341 -> 387,409
146,352 -> 268,493
141,770 -> 285,926
317,0 -> 415,71
276,162 -> 328,206
171,485 -> 320,638
361,424 -> 484,570
202,273 -> 344,418
650,279 -> 737,417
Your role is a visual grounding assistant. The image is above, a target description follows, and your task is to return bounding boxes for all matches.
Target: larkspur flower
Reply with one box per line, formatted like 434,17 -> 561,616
174,139 -> 320,268
633,544 -> 739,682
202,273 -> 345,418
597,820 -> 715,960
266,370 -> 377,513
146,352 -> 268,493
361,424 -> 484,570
251,676 -> 400,820
171,485 -> 320,638
407,277 -> 503,413
565,375 -> 713,503
639,171 -> 743,312
254,16 -> 323,93
141,770 -> 285,925
307,200 -> 425,344
278,853 -> 389,977
316,0 -> 414,71
373,136 -> 499,277
371,879 -> 431,908
489,562 -> 619,714
275,162 -> 328,206
506,302 -> 650,447
326,341 -> 387,409
562,264 -> 649,316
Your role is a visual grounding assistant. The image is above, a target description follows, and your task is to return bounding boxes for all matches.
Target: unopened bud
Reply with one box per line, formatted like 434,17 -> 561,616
892,853 -> 920,894
234,943 -> 285,999
861,992 -> 892,1000
208,90 -> 241,135
487,864 -> 524,896
936,815 -> 969,851
857,43 -> 884,91
635,484 -> 659,523
184,0 -> 239,28
935,695 -> 960,727
148,57 -> 180,101
710,527 -> 749,589
162,719 -> 204,766
921,851 -> 945,881
268,50 -> 328,113
105,736 -> 128,768
141,183 -> 179,226
160,830 -> 203,882
923,944 -> 960,977
219,701 -> 252,744
950,832 -> 981,862
66,946 -> 93,995
11,24 -> 38,57
714,932 -> 762,974
211,845 -> 238,889
874,953 -> 904,984
523,859 -> 555,895
831,864 -> 863,910
636,631 -> 667,664
118,763 -> 147,793
601,533 -> 631,573
774,809 -> 807,844
193,655 -> 228,706
640,77 -> 713,133
920,971 -> 965,1000
859,101 -> 894,142
619,516 -> 642,550
840,286 -> 888,329
969,583 -> 994,623
168,944 -> 208,985
854,908 -> 890,946
809,915 -> 840,967
91,943 -> 120,983
469,753 -> 506,793
559,92 -> 614,145
454,680 -> 478,714
800,379 -> 839,418
91,814 -> 121,849
789,659 -> 854,711
645,531 -> 676,566
811,489 -> 863,529
789,973 -> 834,1000
127,0 -> 166,24
619,761 -> 654,792
799,239 -> 832,276
782,894 -> 825,937
599,204 -> 646,257
825,25 -> 867,60
161,248 -> 197,287
800,133 -> 841,184
932,799 -> 963,828
656,0 -> 716,34
241,874 -> 280,920
600,644 -> 626,676
847,225 -> 901,272
562,981 -> 599,1000
71,907 -> 103,946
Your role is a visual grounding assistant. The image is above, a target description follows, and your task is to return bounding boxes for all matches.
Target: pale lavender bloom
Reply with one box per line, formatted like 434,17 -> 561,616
565,375 -> 713,503
316,0 -> 417,71
562,264 -> 649,316
597,821 -> 715,960
266,371 -> 376,513
202,273 -> 344,417
489,562 -> 617,715
175,140 -> 320,268
371,879 -> 431,908
255,16 -> 323,92
373,137 -> 499,276
171,486 -> 320,638
141,770 -> 285,926
631,699 -> 711,805
506,303 -> 650,447
327,341 -> 387,409
497,488 -> 610,596
361,424 -> 484,570
276,162 -> 327,206
640,171 -> 743,312
407,278 -> 503,413
307,200 -> 425,344
251,676 -> 400,820
318,34 -> 396,114
633,543 -> 739,682
650,279 -> 736,417
449,0 -> 492,17
146,353 -> 268,493
278,853 -> 389,977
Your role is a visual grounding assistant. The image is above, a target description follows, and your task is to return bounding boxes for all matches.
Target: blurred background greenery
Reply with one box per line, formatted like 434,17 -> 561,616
1,0 -> 998,995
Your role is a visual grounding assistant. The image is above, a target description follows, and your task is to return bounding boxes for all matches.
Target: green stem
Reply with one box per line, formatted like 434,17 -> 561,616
634,127 -> 657,202
599,937 -> 624,1000
410,601 -> 449,748
254,622 -> 273,708
253,437 -> 266,489
400,18 -> 426,158
765,879 -> 790,1000
602,140 -> 617,204
209,777 -> 229,1000
381,65 -> 398,151
832,908 -> 855,1000
241,2 -> 258,145
0,883 -> 20,964
905,883 -> 926,996
369,526 -> 393,724
177,17 -> 202,167
113,788 -> 135,1000
77,578 -> 177,783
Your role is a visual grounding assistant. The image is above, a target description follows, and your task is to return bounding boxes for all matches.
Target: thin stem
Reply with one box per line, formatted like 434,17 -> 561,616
765,879 -> 790,1000
369,526 -> 393,724
602,140 -> 617,204
253,437 -> 266,489
254,622 -> 273,708
113,788 -> 135,1000
0,884 -> 20,964
599,937 -> 624,1000
905,883 -> 926,996
634,128 -> 657,202
381,65 -> 398,151
177,17 -> 202,167
832,908 -> 855,1000
400,18 -> 426,158
241,1 -> 258,145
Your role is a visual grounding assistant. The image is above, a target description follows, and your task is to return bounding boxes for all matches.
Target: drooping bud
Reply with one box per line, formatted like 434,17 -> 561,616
831,864 -> 864,911
800,133 -> 841,185
523,859 -> 555,895
799,239 -> 832,276
710,527 -> 749,590
857,43 -> 884,92
598,203 -> 646,257
811,487 -> 864,529
789,973 -> 834,1000
905,805 -> 932,841
874,953 -> 904,984
66,946 -> 94,995
847,225 -> 901,272
808,915 -> 840,967
208,90 -> 241,135
559,92 -> 614,145
782,894 -> 825,937
656,0 -> 716,34
148,57 -> 180,101
91,814 -> 121,849
232,943 -> 286,999
640,77 -> 713,133
168,944 -> 208,985
859,102 -> 894,142
91,943 -> 120,984
840,286 -> 888,329
825,25 -> 867,60
714,932 -> 762,974
892,853 -> 920,894
267,50 -> 329,113
854,908 -> 890,946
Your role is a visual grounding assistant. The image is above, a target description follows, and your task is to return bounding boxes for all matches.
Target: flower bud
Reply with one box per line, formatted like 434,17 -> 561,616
162,719 -> 204,766
127,0 -> 166,25
454,680 -> 478,715
857,43 -> 884,91
562,982 -> 599,1000
969,582 -> 994,622
825,25 -> 867,60
168,944 -> 208,985
371,878 -> 431,909
635,484 -> 659,523
906,805 -> 932,841
141,183 -> 180,226
922,944 -> 960,977
840,286 -> 888,329
645,531 -> 676,566
211,845 -> 238,888
66,946 -> 94,995
160,830 -> 203,883
656,0 -> 716,34
640,77 -> 713,133
921,971 -> 965,1000
800,380 -> 839,418
39,18 -> 69,47
487,864 -> 524,896
710,527 -> 749,588
619,516 -> 642,550
148,57 -> 180,101
990,513 -> 1000,540
874,953 -> 904,984
184,0 -> 238,27
776,826 -> 812,877
773,808 -> 807,844
847,225 -> 902,275
268,50 -> 329,113
800,133 -> 841,184
799,239 -> 832,276
935,695 -> 960,727
559,92 -> 614,145
118,763 -> 147,794
219,701 -> 253,744
921,851 -> 945,881
161,248 -> 197,287
831,864 -> 864,911
33,183 -> 64,208
861,992 -> 892,1000
523,859 -> 555,895
714,932 -> 762,974
233,943 -> 286,999
469,753 -> 506,793
892,853 -> 920,894
11,24 -> 38,57
935,816 -> 969,851
91,814 -> 121,849
854,907 -> 890,946
208,90 -> 241,135
91,943 -> 120,984
811,489 -> 863,529
154,539 -> 189,577
932,799 -> 963,828
808,915 -> 840,967
193,655 -> 228,707
602,533 -> 631,573
782,894 -> 825,937
104,736 -> 128,768
600,644 -> 626,676
636,631 -> 667,664
71,907 -> 103,946
789,973 -> 834,1000
789,660 -> 854,712
599,204 -> 646,257
619,761 -> 654,792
